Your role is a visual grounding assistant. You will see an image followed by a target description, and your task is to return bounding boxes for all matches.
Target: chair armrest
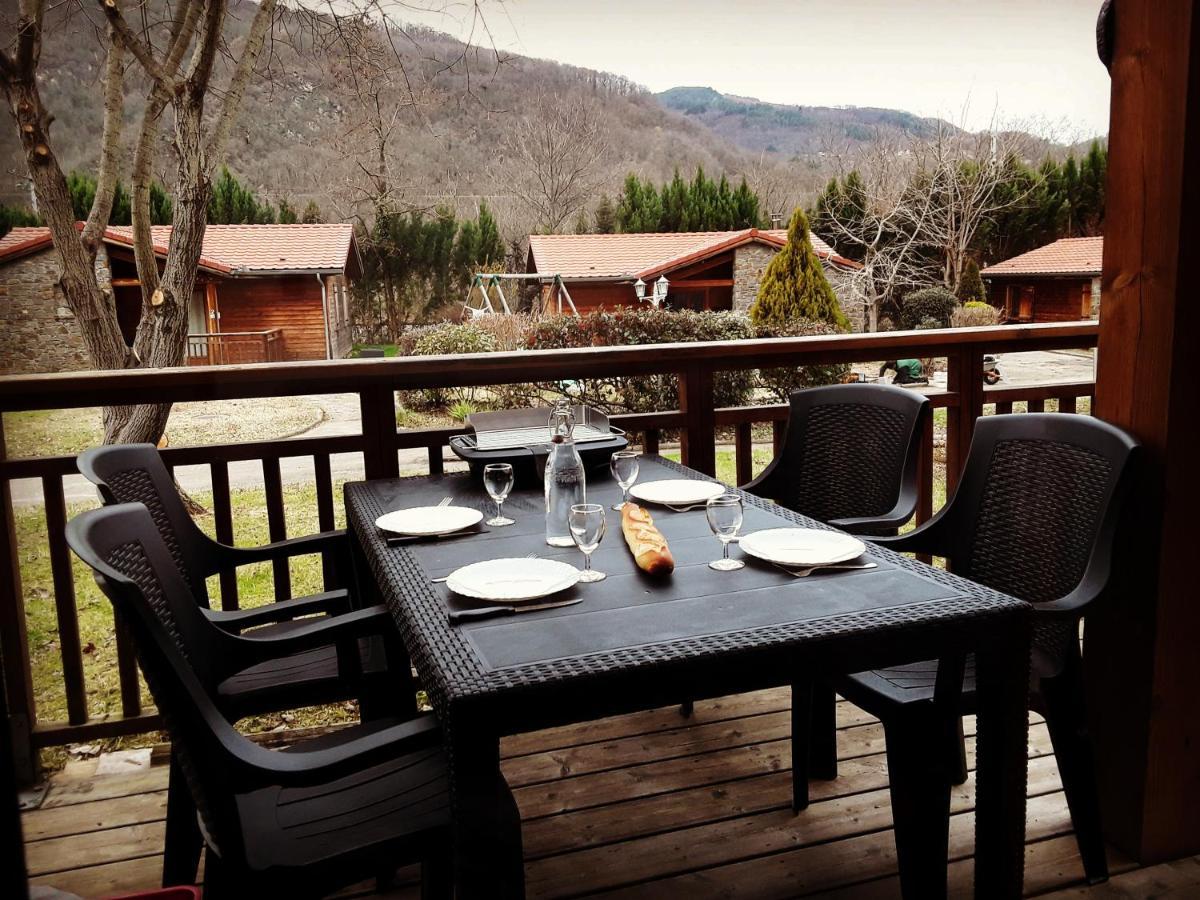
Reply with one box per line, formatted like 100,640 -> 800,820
228,604 -> 396,665
204,589 -> 351,633
218,530 -> 349,567
866,507 -> 956,557
227,715 -> 443,790
739,456 -> 786,501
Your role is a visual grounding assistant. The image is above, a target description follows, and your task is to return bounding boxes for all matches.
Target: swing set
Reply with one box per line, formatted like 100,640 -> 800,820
462,273 -> 578,318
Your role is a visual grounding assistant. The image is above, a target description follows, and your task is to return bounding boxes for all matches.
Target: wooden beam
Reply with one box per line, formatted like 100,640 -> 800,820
109,278 -> 140,287
672,279 -> 734,289
1089,0 -> 1200,863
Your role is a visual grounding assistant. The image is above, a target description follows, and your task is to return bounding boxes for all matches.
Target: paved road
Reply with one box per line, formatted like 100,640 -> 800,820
11,350 -> 1095,508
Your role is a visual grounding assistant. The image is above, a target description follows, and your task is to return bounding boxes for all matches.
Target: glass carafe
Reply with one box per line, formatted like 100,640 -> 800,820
545,400 -> 586,546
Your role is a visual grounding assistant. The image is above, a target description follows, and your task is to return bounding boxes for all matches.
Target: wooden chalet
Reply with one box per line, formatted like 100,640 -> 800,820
526,228 -> 863,324
981,237 -> 1103,323
0,224 -> 359,372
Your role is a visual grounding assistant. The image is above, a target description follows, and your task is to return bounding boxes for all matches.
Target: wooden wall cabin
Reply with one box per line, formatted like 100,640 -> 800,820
526,229 -> 864,326
981,236 -> 1103,324
0,224 -> 358,375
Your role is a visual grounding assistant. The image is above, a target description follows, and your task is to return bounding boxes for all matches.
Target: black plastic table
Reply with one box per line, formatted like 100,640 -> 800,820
345,456 -> 1031,899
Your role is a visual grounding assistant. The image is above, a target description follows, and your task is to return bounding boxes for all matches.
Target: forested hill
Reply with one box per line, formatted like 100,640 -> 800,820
656,86 -> 947,156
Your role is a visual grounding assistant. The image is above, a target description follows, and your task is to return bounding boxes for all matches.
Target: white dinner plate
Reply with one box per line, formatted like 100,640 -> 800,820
375,506 -> 483,537
738,528 -> 867,567
628,479 -> 725,506
446,558 -> 581,603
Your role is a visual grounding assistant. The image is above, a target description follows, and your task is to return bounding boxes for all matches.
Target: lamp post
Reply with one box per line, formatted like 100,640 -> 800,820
634,275 -> 670,308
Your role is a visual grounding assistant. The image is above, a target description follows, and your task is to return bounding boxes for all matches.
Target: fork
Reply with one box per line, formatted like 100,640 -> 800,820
438,496 -> 452,507
775,562 -> 878,578
664,502 -> 709,513
432,551 -> 538,584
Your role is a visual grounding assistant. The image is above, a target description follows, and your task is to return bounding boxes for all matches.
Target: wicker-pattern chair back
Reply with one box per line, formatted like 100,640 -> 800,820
78,444 -> 213,606
65,504 -> 246,864
749,383 -> 929,533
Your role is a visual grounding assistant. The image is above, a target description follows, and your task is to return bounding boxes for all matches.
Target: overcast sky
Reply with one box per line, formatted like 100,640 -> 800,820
399,0 -> 1111,138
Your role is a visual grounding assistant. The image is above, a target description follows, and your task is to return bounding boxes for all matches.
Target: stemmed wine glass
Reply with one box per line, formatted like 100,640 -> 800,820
569,503 -> 607,582
610,450 -> 640,511
483,463 -> 515,527
706,493 -> 745,571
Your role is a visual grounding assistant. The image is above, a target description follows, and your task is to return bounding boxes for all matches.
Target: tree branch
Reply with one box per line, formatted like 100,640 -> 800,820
205,0 -> 276,162
81,26 -> 125,246
96,0 -> 169,86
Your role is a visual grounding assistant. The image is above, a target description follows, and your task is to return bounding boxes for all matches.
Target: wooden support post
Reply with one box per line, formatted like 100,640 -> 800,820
915,410 -> 934,565
1088,0 -> 1200,863
945,347 -> 983,497
678,366 -> 716,476
734,423 -> 753,486
360,387 -> 399,479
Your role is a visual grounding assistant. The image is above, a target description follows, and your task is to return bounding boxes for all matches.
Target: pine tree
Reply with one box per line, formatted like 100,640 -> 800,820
476,203 -> 505,266
749,208 -> 848,331
0,204 -> 40,236
956,258 -> 986,303
593,194 -> 616,234
301,200 -> 324,224
278,199 -> 299,224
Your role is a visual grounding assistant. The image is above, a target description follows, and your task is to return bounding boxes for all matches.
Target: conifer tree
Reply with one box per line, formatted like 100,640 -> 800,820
593,195 -> 616,234
278,199 -> 299,224
956,258 -> 986,303
749,208 -> 848,330
301,201 -> 324,224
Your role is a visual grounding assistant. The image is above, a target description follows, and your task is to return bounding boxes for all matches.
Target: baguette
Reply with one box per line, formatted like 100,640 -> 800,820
621,503 -> 675,575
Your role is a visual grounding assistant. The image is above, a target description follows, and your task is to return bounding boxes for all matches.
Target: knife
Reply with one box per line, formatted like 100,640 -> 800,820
448,597 -> 583,624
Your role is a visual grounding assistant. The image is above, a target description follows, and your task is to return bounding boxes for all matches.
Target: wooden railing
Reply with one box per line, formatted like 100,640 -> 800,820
186,328 -> 285,365
0,321 -> 1098,780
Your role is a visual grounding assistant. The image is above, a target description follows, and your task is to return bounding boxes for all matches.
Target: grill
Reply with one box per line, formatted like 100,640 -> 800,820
460,406 -> 623,451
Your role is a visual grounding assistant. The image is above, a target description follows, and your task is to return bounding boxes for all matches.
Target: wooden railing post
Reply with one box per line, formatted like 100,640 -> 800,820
944,346 -> 984,496
0,420 -> 36,784
678,365 -> 716,476
360,386 -> 399,479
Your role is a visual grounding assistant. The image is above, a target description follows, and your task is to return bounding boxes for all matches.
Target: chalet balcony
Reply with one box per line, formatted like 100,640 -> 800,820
1,322 -> 1197,898
185,328 -> 286,366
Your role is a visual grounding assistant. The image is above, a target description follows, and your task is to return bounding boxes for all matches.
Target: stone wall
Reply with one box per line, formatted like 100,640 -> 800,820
732,243 -> 866,332
0,246 -> 96,375
1090,276 -> 1101,318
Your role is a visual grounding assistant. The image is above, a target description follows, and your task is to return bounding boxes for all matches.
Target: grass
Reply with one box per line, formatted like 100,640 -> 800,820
351,343 -> 399,357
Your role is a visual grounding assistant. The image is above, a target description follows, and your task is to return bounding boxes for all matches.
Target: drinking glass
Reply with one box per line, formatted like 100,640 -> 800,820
706,493 -> 745,571
483,463 -> 515,526
610,450 -> 640,510
569,503 -> 607,582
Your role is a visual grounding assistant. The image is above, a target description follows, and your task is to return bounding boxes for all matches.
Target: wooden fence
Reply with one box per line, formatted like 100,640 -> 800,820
185,328 -> 285,365
0,321 -> 1098,781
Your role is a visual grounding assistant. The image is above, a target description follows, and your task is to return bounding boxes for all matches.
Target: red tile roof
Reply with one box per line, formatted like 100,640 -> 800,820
527,228 -> 854,281
0,223 -> 356,275
981,236 -> 1103,278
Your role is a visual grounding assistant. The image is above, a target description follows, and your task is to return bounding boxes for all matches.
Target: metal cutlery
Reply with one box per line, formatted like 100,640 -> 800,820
664,502 -> 711,512
448,596 -> 582,624
775,561 -> 878,578
438,497 -> 452,507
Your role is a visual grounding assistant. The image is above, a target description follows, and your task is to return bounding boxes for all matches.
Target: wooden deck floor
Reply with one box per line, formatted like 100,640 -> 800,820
20,687 -> 1200,898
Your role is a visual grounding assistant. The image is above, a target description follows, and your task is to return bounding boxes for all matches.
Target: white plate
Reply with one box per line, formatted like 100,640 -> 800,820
739,528 -> 867,567
446,558 -> 581,603
628,479 -> 725,506
375,506 -> 483,537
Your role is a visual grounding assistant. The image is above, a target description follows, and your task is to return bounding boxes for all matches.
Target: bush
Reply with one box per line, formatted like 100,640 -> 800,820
956,259 -> 987,304
951,301 -> 1000,328
754,319 -> 851,402
527,308 -> 758,412
900,287 -> 958,330
399,323 -> 498,409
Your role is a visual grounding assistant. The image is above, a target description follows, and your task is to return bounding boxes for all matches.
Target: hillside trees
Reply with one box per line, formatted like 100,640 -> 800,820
1,0 -> 277,444
615,167 -> 764,232
208,166 -> 277,224
749,208 -> 848,330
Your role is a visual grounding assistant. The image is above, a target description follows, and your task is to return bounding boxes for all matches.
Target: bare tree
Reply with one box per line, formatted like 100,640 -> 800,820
2,0 -> 276,443
501,92 -> 610,233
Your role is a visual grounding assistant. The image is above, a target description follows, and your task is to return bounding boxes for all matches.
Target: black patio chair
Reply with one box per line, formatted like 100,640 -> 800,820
742,382 -> 930,535
682,383 -> 930,719
78,443 -> 354,635
794,413 -> 1139,891
65,503 -> 524,898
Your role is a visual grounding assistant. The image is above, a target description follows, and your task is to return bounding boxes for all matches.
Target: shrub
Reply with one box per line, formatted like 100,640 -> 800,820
951,301 -> 1000,328
956,258 -> 987,304
900,287 -> 958,330
749,208 -> 849,331
527,308 -> 758,412
399,323 -> 498,409
754,319 -> 851,402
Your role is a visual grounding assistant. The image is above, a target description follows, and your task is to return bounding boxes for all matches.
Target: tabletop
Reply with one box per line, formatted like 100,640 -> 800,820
344,455 -> 1028,730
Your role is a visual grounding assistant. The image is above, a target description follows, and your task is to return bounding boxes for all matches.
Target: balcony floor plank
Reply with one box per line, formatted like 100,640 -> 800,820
20,691 -> 1172,899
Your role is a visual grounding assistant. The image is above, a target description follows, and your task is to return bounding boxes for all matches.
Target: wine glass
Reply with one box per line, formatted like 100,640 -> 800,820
483,463 -> 514,526
569,503 -> 607,582
706,493 -> 745,571
610,450 -> 640,511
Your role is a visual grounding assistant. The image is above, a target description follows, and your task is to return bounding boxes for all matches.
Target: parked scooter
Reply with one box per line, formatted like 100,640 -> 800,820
983,354 -> 1002,385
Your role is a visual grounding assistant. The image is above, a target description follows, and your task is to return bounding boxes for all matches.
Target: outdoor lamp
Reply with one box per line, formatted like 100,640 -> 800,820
634,277 -> 647,302
653,276 -> 669,306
